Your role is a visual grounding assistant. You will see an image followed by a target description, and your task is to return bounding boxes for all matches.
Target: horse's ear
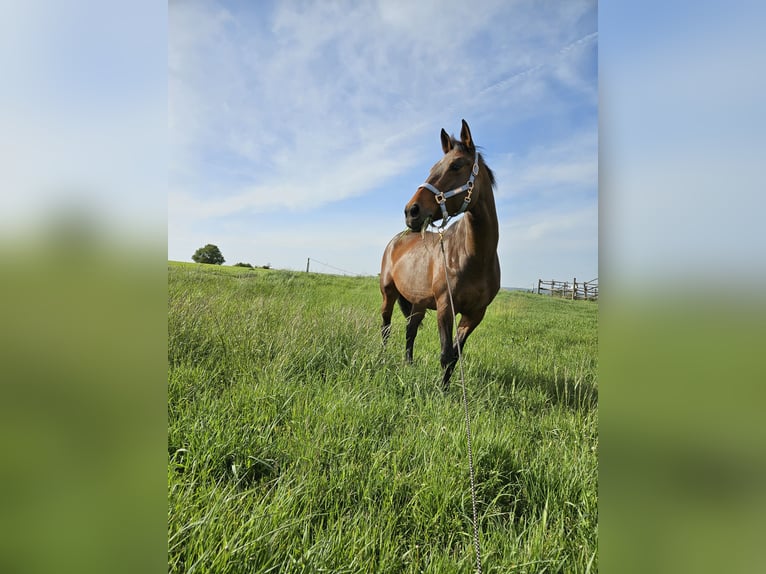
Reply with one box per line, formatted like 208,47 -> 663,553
440,128 -> 453,154
460,119 -> 474,151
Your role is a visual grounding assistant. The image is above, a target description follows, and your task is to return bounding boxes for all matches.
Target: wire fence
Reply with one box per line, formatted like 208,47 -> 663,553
305,257 -> 364,277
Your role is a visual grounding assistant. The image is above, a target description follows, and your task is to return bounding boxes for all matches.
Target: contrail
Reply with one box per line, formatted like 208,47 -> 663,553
478,31 -> 598,97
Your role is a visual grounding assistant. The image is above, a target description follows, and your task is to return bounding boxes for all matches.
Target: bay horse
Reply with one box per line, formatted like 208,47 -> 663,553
380,120 -> 500,390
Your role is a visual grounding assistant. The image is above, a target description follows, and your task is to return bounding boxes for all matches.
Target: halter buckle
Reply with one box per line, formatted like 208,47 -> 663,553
435,192 -> 446,205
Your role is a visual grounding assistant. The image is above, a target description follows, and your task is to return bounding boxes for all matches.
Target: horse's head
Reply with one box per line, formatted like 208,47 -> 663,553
405,119 -> 482,232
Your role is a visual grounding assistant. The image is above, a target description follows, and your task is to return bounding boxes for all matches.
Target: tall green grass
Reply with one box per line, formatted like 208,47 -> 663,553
168,262 -> 598,573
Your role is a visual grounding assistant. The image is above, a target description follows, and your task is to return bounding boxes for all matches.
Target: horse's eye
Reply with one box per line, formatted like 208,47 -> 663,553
449,161 -> 463,171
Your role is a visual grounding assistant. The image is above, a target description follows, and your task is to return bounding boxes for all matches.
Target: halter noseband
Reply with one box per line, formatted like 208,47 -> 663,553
418,150 -> 480,228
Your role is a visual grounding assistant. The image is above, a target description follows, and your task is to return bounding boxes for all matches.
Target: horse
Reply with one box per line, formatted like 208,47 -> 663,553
380,119 -> 500,390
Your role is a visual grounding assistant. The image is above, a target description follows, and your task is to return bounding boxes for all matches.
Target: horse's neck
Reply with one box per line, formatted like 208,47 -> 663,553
461,186 -> 499,261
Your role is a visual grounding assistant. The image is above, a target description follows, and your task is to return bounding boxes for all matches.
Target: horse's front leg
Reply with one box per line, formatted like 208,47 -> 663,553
452,308 -> 486,362
380,285 -> 398,346
405,308 -> 424,363
437,304 -> 457,390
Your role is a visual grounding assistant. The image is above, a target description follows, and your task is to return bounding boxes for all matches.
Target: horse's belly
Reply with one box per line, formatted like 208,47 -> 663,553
398,279 -> 436,308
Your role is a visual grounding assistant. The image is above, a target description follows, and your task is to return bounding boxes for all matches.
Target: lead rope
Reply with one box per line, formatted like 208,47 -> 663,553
438,230 -> 482,574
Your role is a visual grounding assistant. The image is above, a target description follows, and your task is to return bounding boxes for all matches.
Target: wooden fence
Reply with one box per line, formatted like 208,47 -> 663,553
537,277 -> 598,300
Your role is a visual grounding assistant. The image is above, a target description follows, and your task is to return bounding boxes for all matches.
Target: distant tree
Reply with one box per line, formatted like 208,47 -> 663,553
192,244 -> 225,265
233,262 -> 253,268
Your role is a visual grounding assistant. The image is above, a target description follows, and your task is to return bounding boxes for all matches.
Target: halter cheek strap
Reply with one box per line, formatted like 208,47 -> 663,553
419,151 -> 480,228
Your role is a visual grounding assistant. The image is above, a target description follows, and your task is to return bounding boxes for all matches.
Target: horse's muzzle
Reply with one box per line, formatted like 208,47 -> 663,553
405,202 -> 424,232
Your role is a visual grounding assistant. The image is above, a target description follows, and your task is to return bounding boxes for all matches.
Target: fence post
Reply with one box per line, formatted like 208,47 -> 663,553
572,277 -> 577,300
537,279 -> 541,294
306,258 -> 310,273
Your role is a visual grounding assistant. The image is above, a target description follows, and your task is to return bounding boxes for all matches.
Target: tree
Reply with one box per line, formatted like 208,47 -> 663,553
192,244 -> 225,265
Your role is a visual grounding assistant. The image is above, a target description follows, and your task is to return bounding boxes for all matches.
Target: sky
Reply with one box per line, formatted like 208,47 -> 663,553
1,2 -> 166,242
599,0 -> 766,287
169,0 -> 598,288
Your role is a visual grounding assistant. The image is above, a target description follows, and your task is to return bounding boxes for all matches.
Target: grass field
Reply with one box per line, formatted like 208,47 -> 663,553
168,261 -> 598,573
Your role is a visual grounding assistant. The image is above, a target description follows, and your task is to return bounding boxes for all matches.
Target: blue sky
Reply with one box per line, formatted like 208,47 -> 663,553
169,0 -> 597,287
1,2 -> 166,242
600,1 -> 766,286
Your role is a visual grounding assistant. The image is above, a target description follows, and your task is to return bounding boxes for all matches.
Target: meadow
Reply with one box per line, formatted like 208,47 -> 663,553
168,261 -> 598,573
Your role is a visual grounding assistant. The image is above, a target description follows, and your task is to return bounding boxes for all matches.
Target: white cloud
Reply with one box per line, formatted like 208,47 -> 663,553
169,0 -> 598,284
493,129 -> 597,200
504,204 -> 597,246
168,133 -> 421,223
169,0 -> 597,215
498,203 -> 598,286
1,2 -> 166,238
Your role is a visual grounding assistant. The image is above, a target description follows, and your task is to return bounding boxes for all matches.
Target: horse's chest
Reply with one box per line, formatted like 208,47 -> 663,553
450,265 -> 499,311
451,280 -> 491,311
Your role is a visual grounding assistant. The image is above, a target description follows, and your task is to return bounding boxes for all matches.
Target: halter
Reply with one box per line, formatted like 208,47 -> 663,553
418,150 -> 480,228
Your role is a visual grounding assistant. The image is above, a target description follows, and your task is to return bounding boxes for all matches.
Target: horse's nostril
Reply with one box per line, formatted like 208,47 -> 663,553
408,203 -> 420,218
